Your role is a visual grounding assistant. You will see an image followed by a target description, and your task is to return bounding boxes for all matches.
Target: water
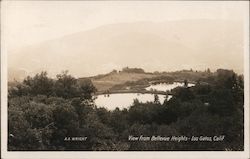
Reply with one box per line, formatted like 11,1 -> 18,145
95,93 -> 172,110
146,82 -> 195,92
95,82 -> 195,110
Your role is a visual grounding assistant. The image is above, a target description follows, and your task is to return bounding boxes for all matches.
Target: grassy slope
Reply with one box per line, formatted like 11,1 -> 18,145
84,70 -> 213,92
88,72 -> 157,91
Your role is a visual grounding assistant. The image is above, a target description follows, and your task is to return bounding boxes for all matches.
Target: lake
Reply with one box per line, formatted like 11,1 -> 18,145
95,93 -> 171,110
146,82 -> 195,92
95,82 -> 194,110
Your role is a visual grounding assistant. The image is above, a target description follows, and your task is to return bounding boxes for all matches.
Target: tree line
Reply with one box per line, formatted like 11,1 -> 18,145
8,69 -> 244,150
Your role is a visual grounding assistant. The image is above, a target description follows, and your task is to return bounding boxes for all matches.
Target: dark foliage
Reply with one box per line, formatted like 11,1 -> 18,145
8,69 -> 244,151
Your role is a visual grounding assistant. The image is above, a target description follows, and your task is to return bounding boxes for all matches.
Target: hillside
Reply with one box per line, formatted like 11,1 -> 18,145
8,20 -> 244,81
79,68 -> 215,92
80,69 -> 157,91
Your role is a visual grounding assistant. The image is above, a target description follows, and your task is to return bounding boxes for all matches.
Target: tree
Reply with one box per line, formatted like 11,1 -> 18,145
26,71 -> 54,96
10,71 -> 54,97
54,71 -> 79,98
51,103 -> 79,149
8,108 -> 43,150
207,68 -> 211,74
78,79 -> 97,100
154,94 -> 160,104
24,102 -> 53,129
174,87 -> 195,102
184,79 -> 188,88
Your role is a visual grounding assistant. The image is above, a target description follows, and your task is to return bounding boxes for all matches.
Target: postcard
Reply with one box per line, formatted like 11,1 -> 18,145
1,1 -> 249,158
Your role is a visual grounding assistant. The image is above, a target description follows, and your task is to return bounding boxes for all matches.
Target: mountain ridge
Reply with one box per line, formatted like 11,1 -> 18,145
8,20 -> 244,80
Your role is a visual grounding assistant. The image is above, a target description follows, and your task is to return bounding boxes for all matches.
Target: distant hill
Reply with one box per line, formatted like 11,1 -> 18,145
80,68 -> 157,91
8,20 -> 244,80
79,67 -> 215,92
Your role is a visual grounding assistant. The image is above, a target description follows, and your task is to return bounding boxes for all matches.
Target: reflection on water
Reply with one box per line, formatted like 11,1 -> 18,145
95,82 -> 195,110
95,93 -> 172,110
146,82 -> 195,92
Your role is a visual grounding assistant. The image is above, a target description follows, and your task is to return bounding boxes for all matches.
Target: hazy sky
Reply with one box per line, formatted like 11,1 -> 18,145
2,1 -> 249,51
3,1 -> 249,79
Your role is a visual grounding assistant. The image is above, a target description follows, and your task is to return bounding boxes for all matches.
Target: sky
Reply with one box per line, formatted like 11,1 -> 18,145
2,1 -> 249,51
2,1 -> 249,79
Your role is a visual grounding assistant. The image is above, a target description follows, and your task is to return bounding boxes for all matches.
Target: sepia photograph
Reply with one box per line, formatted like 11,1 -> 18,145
1,0 -> 249,158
